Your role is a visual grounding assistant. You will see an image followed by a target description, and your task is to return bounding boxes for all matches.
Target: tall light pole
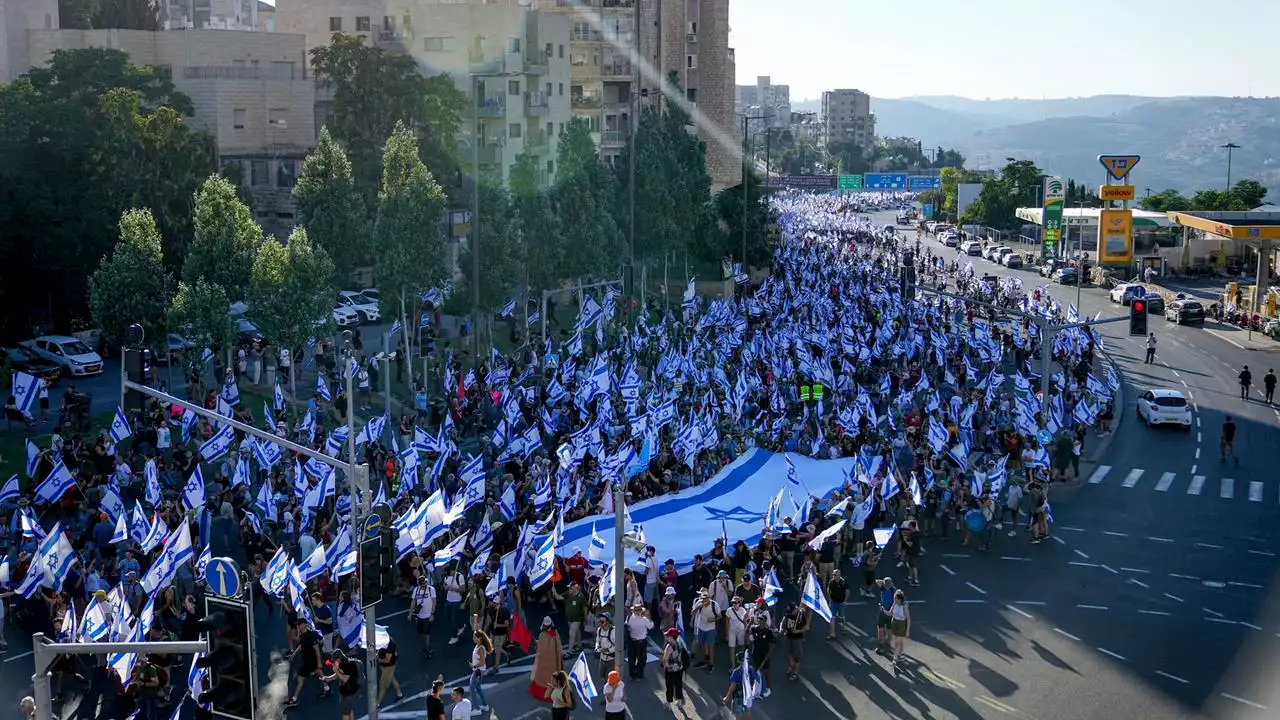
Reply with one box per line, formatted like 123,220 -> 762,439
741,114 -> 769,268
469,70 -> 520,363
1222,142 -> 1241,208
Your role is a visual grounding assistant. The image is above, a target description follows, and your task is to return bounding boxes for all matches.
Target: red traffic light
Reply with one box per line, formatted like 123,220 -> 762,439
1132,300 -> 1145,312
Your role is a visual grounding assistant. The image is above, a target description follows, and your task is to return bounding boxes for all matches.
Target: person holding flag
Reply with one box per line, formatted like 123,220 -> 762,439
723,650 -> 763,719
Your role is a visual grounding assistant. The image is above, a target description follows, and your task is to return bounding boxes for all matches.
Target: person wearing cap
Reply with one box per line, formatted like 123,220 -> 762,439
624,603 -> 653,679
443,560 -> 466,643
660,627 -> 688,706
710,570 -> 733,642
551,581 -> 587,654
594,614 -> 617,678
691,589 -> 721,672
658,585 -> 678,631
565,546 -> 590,587
603,669 -> 628,719
285,617 -> 326,707
735,573 -> 761,605
875,578 -> 895,656
411,574 -> 438,658
726,595 -> 751,659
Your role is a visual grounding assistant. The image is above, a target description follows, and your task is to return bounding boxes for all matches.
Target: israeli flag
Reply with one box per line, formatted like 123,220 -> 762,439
188,653 -> 211,710
109,407 -> 132,443
526,532 -> 558,589
470,513 -> 494,555
801,570 -> 833,624
741,651 -> 758,709
199,424 -> 235,462
10,371 -> 39,418
220,378 -> 239,406
34,459 -> 75,504
110,511 -> 129,545
255,479 -> 277,521
144,458 -> 161,507
101,484 -> 125,522
432,532 -> 470,568
182,466 -> 206,512
334,550 -> 357,578
140,514 -> 167,555
785,455 -> 800,486
263,402 -> 277,432
568,651 -> 598,703
25,439 -> 40,478
16,559 -> 45,598
79,597 -> 110,642
0,474 -> 18,504
297,542 -> 329,581
195,545 -> 211,579
589,524 -> 606,562
316,373 -> 331,402
498,483 -> 516,522
40,526 -> 77,591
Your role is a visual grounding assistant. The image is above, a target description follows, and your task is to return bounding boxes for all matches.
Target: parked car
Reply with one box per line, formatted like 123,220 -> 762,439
1136,388 -> 1192,428
338,290 -> 381,323
359,288 -> 380,303
1002,253 -> 1024,269
331,304 -> 360,328
941,233 -> 960,247
1053,268 -> 1079,285
1165,299 -> 1206,326
993,248 -> 1015,265
961,240 -> 983,256
0,346 -> 62,385
1039,259 -> 1064,277
234,317 -> 265,347
1142,294 -> 1165,315
1109,283 -> 1146,305
20,335 -> 104,377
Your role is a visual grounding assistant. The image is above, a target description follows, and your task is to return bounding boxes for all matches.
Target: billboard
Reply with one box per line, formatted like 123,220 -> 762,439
908,176 -> 942,190
956,183 -> 983,220
1041,176 -> 1065,259
769,175 -> 837,190
1097,209 -> 1134,264
864,173 -> 908,190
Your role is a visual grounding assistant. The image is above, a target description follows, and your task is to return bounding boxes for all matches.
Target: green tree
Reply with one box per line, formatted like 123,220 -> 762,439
60,0 -> 161,29
373,122 -> 449,341
249,228 -> 335,396
1140,189 -> 1194,212
458,181 -> 524,312
1230,179 -> 1268,209
708,170 -> 777,267
0,48 -> 213,338
1192,190 -> 1229,211
168,278 -> 235,355
185,175 -> 263,300
554,117 -> 624,279
826,140 -> 870,175
509,153 -> 564,294
310,33 -> 467,208
89,208 -> 173,347
293,127 -> 369,282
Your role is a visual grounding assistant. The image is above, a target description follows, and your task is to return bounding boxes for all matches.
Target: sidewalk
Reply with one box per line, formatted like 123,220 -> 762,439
1200,320 -> 1280,353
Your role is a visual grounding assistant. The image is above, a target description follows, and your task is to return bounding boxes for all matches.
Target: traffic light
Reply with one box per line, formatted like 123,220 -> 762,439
122,346 -> 146,413
359,535 -> 384,607
1129,298 -> 1148,336
196,597 -> 254,720
379,529 -> 398,596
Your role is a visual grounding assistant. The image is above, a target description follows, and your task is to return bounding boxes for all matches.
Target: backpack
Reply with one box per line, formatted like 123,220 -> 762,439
678,641 -> 691,671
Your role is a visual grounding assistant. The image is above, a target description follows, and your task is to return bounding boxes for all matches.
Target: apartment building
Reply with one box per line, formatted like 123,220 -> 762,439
160,0 -> 259,31
821,88 -> 874,150
24,28 -> 316,239
275,0 -> 571,187
735,75 -> 789,129
0,0 -> 57,84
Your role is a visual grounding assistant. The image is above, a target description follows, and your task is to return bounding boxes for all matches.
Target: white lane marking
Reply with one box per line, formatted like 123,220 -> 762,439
380,608 -> 409,620
1122,469 -> 1144,488
1196,447 -> 1201,460
1007,604 -> 1034,619
1155,472 -> 1175,492
1058,526 -> 1086,532
1014,601 -> 1046,606
1249,481 -> 1263,503
1069,561 -> 1100,568
1164,593 -> 1184,603
1138,610 -> 1173,616
1197,417 -> 1202,428
955,599 -> 986,604
1206,617 -> 1237,625
1000,556 -> 1032,562
1148,536 -> 1174,543
1242,622 -> 1264,631
1088,465 -> 1111,484
1221,477 -> 1235,499
1054,628 -> 1081,641
1097,647 -> 1127,661
1197,432 -> 1203,443
1196,542 -> 1225,550
965,581 -> 987,595
1074,549 -> 1090,559
1188,475 -> 1206,495
1203,607 -> 1225,617
1191,464 -> 1198,475
1121,567 -> 1150,574
1248,549 -> 1276,557
1170,573 -> 1200,580
2,651 -> 34,663
1172,370 -> 1181,378
939,564 -> 956,576
1052,535 -> 1066,546
1078,604 -> 1109,610
1100,564 -> 1118,574
1221,694 -> 1268,710
1103,531 -> 1129,538
1228,581 -> 1264,589
1156,670 -> 1190,684
1128,578 -> 1151,589
941,553 -> 971,558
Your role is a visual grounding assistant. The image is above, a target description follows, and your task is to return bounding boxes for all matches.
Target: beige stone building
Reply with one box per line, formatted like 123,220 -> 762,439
22,28 -> 315,239
821,88 -> 875,150
0,0 -> 57,85
275,0 -> 571,187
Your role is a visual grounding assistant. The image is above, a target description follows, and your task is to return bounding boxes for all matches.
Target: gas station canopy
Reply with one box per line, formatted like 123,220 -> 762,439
1166,211 -> 1280,240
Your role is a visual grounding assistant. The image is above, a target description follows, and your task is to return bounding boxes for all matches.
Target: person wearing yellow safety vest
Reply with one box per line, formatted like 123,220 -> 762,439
812,382 -> 825,404
798,380 -> 811,403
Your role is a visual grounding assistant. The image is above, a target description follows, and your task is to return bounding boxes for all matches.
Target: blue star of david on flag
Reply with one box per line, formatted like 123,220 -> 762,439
704,506 -> 766,524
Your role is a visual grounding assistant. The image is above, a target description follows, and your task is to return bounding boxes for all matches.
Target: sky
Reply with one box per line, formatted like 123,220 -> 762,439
730,0 -> 1280,101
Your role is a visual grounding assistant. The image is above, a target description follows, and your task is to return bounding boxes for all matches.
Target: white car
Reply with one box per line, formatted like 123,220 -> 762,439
961,240 -> 983,256
338,290 -> 381,323
22,335 -> 104,377
1136,388 -> 1192,428
940,232 -> 959,247
1109,283 -> 1145,305
331,304 -> 359,327
360,288 -> 380,303
993,247 -> 1014,264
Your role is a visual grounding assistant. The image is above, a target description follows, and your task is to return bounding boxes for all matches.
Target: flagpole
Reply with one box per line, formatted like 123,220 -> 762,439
613,483 -> 626,674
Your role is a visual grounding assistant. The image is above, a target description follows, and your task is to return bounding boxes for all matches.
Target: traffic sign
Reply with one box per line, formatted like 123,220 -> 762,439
1099,184 -> 1136,201
363,513 -> 383,540
908,176 -> 941,190
206,557 -> 242,598
1098,155 -> 1141,181
1036,430 -> 1053,445
864,173 -> 908,190
922,203 -> 934,219
837,175 -> 863,190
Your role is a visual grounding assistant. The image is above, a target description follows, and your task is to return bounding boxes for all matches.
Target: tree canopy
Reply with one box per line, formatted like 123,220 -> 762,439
89,209 -> 173,347
293,127 -> 369,282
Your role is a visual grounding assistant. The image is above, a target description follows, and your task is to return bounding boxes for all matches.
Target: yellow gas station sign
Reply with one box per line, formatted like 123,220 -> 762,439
1099,185 -> 1136,201
1098,155 -> 1141,181
1098,209 -> 1134,264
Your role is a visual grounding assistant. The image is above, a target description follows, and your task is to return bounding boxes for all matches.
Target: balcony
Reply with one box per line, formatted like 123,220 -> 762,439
601,130 -> 628,146
602,0 -> 633,7
471,142 -> 504,165
570,61 -> 601,80
525,92 -> 550,117
526,129 -> 549,152
523,54 -> 548,75
601,62 -> 631,79
572,29 -> 602,43
476,96 -> 506,118
571,96 -> 602,109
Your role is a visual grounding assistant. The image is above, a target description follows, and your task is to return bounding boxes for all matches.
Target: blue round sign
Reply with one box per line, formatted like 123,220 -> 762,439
206,557 -> 242,598
364,514 -> 383,540
1036,430 -> 1053,445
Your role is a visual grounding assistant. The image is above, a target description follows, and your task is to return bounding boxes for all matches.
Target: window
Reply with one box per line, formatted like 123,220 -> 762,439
268,108 -> 288,129
328,16 -> 341,31
356,16 -> 370,31
686,54 -> 697,69
423,37 -> 451,52
558,82 -> 564,96
383,16 -> 395,32
251,160 -> 268,186
687,21 -> 697,34
509,123 -> 522,139
545,121 -> 553,136
276,159 -> 298,188
403,14 -> 412,30
559,44 -> 564,58
686,88 -> 697,103
545,42 -> 553,58
269,61 -> 295,80
508,79 -> 520,96
233,109 -> 246,129
507,38 -> 521,53
546,160 -> 554,175
545,82 -> 552,95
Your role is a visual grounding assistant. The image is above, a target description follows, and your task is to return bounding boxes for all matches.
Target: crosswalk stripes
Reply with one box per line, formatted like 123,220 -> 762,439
1188,475 -> 1206,495
1221,478 -> 1235,499
1085,467 -> 1274,505
1249,481 -> 1264,503
1121,469 -> 1144,488
1155,472 -> 1175,492
1088,465 -> 1112,484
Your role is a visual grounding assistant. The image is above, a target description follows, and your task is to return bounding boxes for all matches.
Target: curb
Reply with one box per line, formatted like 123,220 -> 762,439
1087,348 -> 1125,464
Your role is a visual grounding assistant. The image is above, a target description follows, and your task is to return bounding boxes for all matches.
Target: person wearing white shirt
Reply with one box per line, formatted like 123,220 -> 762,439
449,686 -> 475,719
725,596 -> 750,658
624,605 -> 653,680
299,532 -> 317,560
412,575 -> 438,658
643,547 -> 660,611
444,567 -> 466,644
602,672 -> 627,719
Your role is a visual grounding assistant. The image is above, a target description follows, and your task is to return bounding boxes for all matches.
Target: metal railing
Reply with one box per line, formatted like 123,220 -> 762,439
601,62 -> 632,77
571,96 -> 602,109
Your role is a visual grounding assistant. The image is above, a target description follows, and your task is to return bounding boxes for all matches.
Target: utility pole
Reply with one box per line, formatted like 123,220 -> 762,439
741,114 -> 770,269
613,484 -> 626,674
1222,142 -> 1241,208
471,73 -> 482,366
627,0 -> 639,307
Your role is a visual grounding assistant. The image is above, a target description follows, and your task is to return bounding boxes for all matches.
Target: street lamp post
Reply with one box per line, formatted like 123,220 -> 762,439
741,114 -> 770,269
1222,142 -> 1241,208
